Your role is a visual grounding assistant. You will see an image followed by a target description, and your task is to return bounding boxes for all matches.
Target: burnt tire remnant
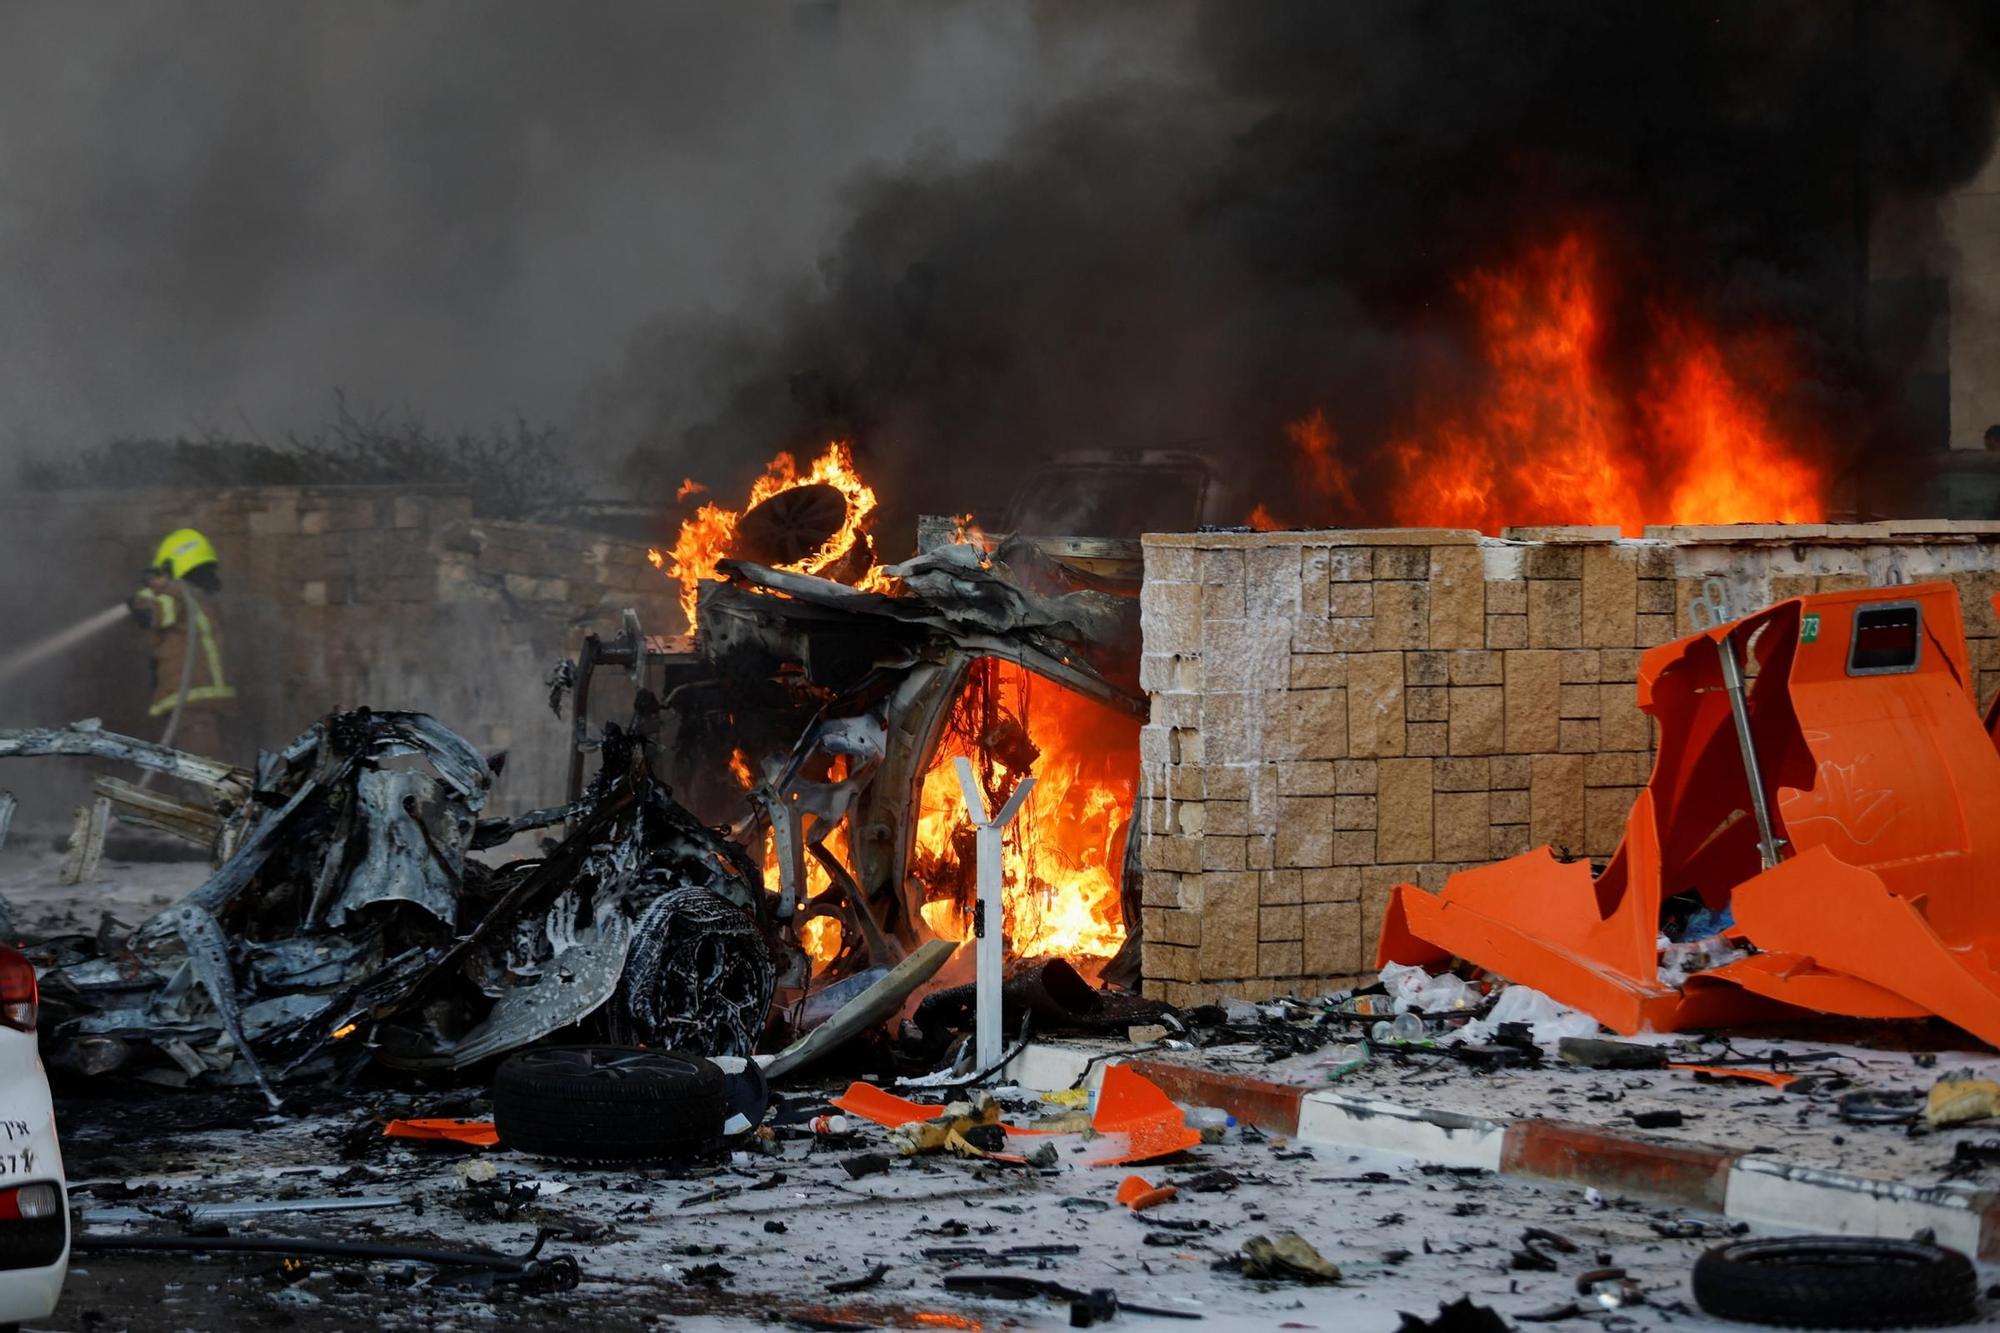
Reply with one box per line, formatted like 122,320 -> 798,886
613,887 -> 774,1058
493,1045 -> 726,1163
1690,1235 -> 1979,1329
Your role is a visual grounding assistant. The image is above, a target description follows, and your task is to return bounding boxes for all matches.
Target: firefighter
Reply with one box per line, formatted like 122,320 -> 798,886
128,528 -> 236,761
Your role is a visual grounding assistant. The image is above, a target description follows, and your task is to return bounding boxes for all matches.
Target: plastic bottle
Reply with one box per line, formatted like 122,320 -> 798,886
1325,1042 -> 1369,1081
1370,1012 -> 1425,1044
1184,1106 -> 1237,1143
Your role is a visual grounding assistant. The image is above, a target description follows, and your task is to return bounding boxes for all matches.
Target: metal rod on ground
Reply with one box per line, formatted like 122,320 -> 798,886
953,757 -> 1036,1072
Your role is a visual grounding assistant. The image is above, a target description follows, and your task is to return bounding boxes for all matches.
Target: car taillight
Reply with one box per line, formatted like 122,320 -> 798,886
0,947 -> 36,1032
0,1183 -> 59,1220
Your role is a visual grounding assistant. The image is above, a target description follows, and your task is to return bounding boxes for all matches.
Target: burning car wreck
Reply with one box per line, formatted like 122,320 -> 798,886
566,512 -> 1159,1065
0,507 -> 1154,1101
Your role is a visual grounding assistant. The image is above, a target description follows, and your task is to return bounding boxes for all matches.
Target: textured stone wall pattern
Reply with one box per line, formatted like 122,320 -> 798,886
1136,521 -> 2000,1006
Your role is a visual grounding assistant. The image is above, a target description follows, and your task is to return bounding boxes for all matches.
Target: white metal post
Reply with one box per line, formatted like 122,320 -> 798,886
954,757 -> 1036,1071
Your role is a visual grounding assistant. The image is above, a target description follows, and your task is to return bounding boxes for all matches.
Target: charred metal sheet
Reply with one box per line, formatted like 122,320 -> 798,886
331,709 -> 493,812
238,992 -> 337,1042
173,773 -> 328,918
60,796 -> 111,885
471,800 -> 585,850
303,796 -> 355,928
157,903 -> 280,1108
712,555 -> 1141,710
0,720 -> 253,801
244,933 -> 380,991
327,769 -> 466,929
764,938 -> 959,1081
381,914 -> 632,1071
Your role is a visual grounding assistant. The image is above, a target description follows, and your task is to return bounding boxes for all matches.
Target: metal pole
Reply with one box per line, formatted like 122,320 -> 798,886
954,757 -> 1036,1071
1715,630 -> 1784,870
1686,577 -> 1785,871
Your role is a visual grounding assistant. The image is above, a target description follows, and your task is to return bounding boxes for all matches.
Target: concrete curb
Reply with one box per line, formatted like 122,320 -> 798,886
1003,1048 -> 2000,1260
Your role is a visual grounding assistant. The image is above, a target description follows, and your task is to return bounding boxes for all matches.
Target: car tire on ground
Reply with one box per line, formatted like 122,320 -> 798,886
493,1045 -> 727,1163
1691,1235 -> 1978,1329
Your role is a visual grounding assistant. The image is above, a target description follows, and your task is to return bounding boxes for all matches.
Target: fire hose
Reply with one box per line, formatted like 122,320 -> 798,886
137,582 -> 201,790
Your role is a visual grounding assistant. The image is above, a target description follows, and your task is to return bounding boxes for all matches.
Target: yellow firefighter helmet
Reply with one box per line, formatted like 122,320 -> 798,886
152,528 -> 219,579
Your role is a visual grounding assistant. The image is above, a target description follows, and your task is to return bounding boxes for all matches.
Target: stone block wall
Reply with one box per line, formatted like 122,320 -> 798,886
1134,521 -> 2000,1005
0,485 -> 676,824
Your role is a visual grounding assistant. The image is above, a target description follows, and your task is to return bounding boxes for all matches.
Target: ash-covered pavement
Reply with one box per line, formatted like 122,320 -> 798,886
41,1078 -> 1900,1333
10,840 -> 1999,1331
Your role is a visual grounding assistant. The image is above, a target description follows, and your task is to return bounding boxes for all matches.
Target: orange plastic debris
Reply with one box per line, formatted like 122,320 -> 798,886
1116,1173 -> 1177,1210
382,1118 -> 499,1147
1669,1064 -> 1800,1089
1085,1063 -> 1202,1167
1378,582 -> 2000,1048
833,1082 -> 944,1127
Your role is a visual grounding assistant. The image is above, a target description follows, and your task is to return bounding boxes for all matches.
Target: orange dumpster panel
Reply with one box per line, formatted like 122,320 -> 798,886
382,1117 -> 499,1147
1116,1174 -> 1177,1210
1379,581 -> 2000,1049
1085,1063 -> 1201,1167
1670,1065 -> 1800,1089
832,1082 -> 945,1127
1683,949 -> 1930,1021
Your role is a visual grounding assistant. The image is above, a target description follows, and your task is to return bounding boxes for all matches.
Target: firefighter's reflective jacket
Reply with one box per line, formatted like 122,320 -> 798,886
129,583 -> 235,717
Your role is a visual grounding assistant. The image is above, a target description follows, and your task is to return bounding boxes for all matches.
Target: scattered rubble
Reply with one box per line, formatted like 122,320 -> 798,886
1231,1230 -> 1344,1284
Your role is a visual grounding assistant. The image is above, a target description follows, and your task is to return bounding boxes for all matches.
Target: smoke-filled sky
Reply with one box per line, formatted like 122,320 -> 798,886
0,1 -> 1189,461
5,1 -> 2000,531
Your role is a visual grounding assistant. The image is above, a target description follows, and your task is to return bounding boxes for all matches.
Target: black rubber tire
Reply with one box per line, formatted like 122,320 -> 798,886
1691,1236 -> 1978,1329
493,1045 -> 727,1163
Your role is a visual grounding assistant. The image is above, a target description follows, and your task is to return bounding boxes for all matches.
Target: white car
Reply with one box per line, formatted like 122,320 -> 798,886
0,944 -> 66,1325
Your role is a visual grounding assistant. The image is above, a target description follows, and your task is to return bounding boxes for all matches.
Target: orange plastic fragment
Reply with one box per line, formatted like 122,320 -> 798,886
1116,1174 -> 1177,1210
832,1082 -> 944,1127
1085,1063 -> 1202,1168
382,1118 -> 498,1147
1669,1064 -> 1799,1089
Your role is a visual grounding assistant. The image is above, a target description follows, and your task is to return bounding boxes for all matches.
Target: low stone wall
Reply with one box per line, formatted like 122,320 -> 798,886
1134,521 -> 2000,1006
0,485 -> 676,822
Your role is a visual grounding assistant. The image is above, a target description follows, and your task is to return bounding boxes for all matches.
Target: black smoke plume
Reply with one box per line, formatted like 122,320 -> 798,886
655,1 -> 2000,535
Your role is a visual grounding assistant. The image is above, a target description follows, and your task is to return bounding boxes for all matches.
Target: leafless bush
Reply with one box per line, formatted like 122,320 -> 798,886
18,395 -> 579,520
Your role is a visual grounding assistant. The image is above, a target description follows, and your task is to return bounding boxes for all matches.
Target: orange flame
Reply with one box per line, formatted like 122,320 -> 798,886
664,440 -> 878,629
949,512 -> 996,551
1283,233 -> 1827,533
675,477 -> 708,502
1287,408 -> 1359,515
750,817 -> 854,970
910,660 -> 1136,961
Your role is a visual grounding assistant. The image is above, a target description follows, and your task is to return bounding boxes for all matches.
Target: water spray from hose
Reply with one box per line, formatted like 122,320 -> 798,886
0,603 -> 128,691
